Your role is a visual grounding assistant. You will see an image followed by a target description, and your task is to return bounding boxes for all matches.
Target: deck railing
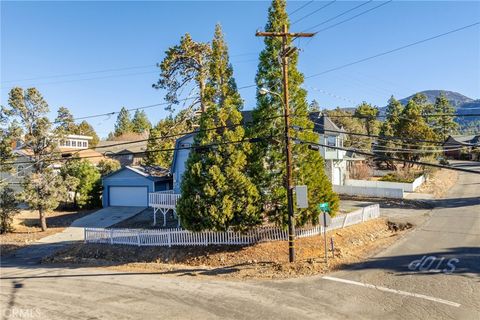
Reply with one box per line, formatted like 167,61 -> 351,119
148,191 -> 180,209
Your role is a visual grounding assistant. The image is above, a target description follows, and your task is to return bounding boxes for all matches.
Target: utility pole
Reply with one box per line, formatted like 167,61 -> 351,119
256,25 -> 314,263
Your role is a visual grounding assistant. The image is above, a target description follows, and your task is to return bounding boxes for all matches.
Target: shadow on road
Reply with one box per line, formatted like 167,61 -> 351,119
425,197 -> 480,208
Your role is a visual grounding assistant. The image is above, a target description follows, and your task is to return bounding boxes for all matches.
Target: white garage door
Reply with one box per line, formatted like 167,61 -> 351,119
109,186 -> 148,207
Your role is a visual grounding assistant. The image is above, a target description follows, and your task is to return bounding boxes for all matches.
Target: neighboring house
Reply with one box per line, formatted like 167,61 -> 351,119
170,112 -> 357,191
102,165 -> 172,207
95,140 -> 148,166
309,112 -> 349,185
0,134 -> 104,193
443,135 -> 480,160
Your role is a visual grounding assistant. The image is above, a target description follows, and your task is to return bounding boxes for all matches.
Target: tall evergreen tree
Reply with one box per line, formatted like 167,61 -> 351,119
114,107 -> 133,137
55,106 -> 76,134
176,24 -> 261,231
76,120 -> 100,147
132,110 -> 152,134
6,87 -> 63,230
396,99 -> 436,166
250,0 -> 338,227
432,93 -> 458,140
376,96 -> 404,169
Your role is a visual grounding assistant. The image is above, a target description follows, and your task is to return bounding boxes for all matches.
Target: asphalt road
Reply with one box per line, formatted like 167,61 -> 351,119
1,161 -> 479,320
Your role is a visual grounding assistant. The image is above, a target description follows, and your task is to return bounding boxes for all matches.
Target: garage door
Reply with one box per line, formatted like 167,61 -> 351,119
109,186 -> 148,207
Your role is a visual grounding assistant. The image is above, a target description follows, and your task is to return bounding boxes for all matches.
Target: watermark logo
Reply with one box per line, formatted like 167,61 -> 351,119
408,256 -> 459,274
2,307 -> 42,319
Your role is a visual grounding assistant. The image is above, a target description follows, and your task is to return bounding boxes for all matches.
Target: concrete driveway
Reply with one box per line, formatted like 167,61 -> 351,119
4,207 -> 145,264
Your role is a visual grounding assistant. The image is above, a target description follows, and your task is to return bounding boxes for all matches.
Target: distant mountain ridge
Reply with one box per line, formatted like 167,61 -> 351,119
397,90 -> 474,107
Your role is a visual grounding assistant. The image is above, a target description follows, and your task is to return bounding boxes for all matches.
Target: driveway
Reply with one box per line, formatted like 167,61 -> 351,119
3,207 -> 145,265
1,162 -> 479,319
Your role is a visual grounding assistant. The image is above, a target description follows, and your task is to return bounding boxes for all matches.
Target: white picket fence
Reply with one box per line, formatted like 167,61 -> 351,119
84,204 -> 380,247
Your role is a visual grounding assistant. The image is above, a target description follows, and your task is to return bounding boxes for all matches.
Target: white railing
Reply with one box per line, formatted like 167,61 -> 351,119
85,204 -> 380,247
148,192 -> 180,209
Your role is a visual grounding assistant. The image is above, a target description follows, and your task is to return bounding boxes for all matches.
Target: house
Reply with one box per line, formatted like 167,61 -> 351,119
102,165 -> 172,207
95,140 -> 148,166
443,135 -> 480,160
0,134 -> 104,193
169,112 -> 356,190
309,112 -> 349,185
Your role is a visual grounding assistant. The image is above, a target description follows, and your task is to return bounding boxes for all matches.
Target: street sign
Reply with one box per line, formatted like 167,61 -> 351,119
318,202 -> 330,212
295,185 -> 308,208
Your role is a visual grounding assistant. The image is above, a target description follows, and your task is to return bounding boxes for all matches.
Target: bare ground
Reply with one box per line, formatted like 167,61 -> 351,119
0,209 -> 94,256
416,168 -> 459,198
44,218 -> 409,279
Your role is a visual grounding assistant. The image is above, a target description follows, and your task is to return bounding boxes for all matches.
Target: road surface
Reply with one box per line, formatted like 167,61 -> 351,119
1,162 -> 479,319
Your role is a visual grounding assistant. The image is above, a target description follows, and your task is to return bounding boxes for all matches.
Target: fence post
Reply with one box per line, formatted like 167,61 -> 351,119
167,231 -> 171,248
137,232 -> 141,247
342,214 -> 349,228
110,229 -> 114,244
84,228 -> 87,243
362,207 -> 366,222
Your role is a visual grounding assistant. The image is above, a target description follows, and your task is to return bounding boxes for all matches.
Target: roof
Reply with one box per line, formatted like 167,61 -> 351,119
95,140 -> 148,155
103,165 -> 171,181
444,135 -> 480,146
309,112 -> 344,136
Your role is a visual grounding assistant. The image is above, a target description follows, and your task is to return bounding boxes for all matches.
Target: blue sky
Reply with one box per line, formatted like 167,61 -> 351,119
1,1 -> 479,138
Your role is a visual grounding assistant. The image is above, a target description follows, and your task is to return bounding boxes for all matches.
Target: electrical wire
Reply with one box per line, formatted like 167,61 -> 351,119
295,138 -> 480,175
305,21 -> 480,79
291,1 -> 337,25
289,0 -> 315,17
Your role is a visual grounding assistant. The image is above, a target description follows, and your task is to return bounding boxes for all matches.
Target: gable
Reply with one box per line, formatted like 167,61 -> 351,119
103,167 -> 150,181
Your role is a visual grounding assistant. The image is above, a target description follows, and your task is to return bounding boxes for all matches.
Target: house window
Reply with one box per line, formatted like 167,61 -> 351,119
17,165 -> 25,177
72,140 -> 77,147
65,140 -> 71,147
83,141 -> 88,147
327,136 -> 336,148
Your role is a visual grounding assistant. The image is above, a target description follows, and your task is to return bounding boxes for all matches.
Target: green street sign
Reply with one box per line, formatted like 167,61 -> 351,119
318,202 -> 330,212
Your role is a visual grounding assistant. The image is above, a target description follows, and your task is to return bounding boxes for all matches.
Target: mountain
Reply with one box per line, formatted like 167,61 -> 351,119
397,90 -> 473,107
381,90 -> 479,134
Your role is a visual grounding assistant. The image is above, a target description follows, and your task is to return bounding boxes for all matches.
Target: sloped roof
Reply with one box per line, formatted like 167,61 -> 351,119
309,112 -> 344,136
103,165 -> 171,181
95,140 -> 148,155
444,135 -> 480,146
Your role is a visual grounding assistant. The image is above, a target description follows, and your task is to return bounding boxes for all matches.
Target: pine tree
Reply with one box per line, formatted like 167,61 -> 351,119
308,99 -> 321,112
176,24 -> 262,231
432,93 -> 458,140
376,96 -> 404,169
113,107 -> 133,137
7,87 -> 61,230
132,110 -> 152,134
76,120 -> 100,147
55,106 -> 77,134
396,99 -> 436,166
249,0 -> 338,227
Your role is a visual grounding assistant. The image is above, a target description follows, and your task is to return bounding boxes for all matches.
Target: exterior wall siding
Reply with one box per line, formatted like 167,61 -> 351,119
102,169 -> 154,207
172,135 -> 195,193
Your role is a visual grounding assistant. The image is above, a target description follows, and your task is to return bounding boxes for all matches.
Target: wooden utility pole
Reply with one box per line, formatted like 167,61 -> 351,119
256,25 -> 314,263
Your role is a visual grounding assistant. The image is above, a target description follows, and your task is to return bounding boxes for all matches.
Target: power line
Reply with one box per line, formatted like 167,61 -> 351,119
305,21 -> 480,79
292,1 -> 337,25
301,0 -> 373,32
311,0 -> 391,34
289,0 -> 315,16
5,135 -> 278,166
296,138 -> 480,175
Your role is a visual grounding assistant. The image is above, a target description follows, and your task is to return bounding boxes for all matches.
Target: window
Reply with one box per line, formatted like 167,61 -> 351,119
17,165 -> 25,177
83,141 -> 88,147
65,140 -> 71,147
327,136 -> 336,147
72,141 -> 77,147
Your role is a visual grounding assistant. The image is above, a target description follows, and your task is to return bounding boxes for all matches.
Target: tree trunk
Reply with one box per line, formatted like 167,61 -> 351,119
39,207 -> 47,231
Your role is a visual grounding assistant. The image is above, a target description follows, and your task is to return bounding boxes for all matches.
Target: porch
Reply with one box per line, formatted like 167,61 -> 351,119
148,190 -> 181,226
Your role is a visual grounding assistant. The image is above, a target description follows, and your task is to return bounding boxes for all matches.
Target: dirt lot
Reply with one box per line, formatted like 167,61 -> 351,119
0,209 -> 94,256
417,168 -> 459,198
45,218 -> 409,279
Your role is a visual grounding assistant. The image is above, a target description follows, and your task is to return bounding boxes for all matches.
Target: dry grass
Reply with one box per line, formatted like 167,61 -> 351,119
45,218 -> 407,280
416,168 -> 459,198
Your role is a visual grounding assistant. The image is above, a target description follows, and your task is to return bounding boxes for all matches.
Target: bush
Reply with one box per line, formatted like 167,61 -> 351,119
0,186 -> 20,234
